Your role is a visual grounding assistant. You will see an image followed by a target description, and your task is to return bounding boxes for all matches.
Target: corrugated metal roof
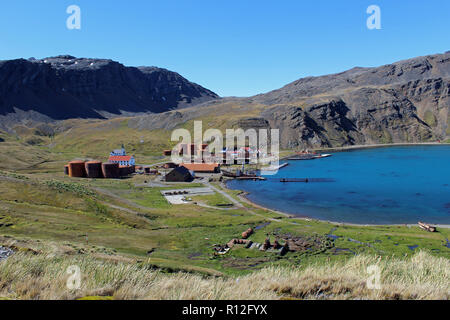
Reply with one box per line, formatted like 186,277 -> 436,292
180,163 -> 219,172
109,155 -> 132,161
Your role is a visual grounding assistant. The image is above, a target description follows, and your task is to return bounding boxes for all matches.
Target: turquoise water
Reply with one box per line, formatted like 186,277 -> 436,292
227,146 -> 450,224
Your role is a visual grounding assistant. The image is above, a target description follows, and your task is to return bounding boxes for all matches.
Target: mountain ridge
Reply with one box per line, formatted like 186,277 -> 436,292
239,51 -> 449,147
126,51 -> 449,148
0,55 -> 218,127
1,52 -> 449,148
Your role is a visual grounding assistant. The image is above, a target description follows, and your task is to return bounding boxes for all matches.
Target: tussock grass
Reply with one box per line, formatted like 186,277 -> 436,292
0,250 -> 448,300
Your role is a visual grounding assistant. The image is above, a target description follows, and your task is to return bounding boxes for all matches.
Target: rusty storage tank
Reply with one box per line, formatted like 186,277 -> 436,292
102,162 -> 119,179
273,238 -> 281,249
280,242 -> 289,256
64,165 -> 69,175
124,166 -> 132,175
242,228 -> 254,239
262,237 -> 271,250
85,161 -> 103,178
119,166 -> 129,177
68,161 -> 86,178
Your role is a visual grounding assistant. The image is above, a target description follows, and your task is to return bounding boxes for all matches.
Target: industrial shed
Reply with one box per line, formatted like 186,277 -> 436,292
165,166 -> 194,182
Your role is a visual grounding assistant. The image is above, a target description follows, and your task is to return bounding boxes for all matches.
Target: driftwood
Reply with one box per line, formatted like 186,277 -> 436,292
418,222 -> 436,232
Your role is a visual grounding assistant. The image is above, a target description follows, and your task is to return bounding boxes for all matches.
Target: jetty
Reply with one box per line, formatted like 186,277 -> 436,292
221,170 -> 238,178
236,176 -> 266,181
279,178 -> 335,183
287,152 -> 332,160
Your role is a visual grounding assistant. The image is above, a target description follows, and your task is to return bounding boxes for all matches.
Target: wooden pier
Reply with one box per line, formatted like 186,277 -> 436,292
236,176 -> 267,181
279,178 -> 335,183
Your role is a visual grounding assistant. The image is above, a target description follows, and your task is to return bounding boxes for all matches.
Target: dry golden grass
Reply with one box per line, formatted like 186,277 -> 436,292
0,248 -> 448,300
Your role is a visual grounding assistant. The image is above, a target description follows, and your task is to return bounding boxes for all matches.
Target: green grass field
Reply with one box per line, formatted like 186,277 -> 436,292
0,120 -> 449,299
1,165 -> 448,277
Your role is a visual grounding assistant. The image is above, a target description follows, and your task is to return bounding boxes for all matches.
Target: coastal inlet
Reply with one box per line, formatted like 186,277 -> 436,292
227,146 -> 450,225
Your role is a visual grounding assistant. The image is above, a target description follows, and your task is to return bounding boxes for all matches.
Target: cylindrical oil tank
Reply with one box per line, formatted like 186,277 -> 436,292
119,166 -> 129,177
85,161 -> 103,178
68,161 -> 86,178
64,165 -> 69,175
102,162 -> 119,179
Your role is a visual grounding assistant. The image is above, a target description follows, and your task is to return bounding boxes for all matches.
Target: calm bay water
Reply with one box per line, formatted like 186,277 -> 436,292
227,146 -> 450,224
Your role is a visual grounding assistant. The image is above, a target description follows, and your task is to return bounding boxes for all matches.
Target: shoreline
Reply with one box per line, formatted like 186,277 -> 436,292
223,182 -> 450,229
280,142 -> 448,159
314,142 -> 446,153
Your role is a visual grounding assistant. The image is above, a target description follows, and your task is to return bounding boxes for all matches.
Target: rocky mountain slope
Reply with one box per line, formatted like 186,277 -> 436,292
0,55 -> 218,129
248,51 -> 450,148
1,52 -> 449,149
125,51 -> 450,149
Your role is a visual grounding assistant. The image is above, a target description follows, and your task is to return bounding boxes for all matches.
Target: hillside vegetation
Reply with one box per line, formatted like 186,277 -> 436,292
0,244 -> 448,300
0,161 -> 449,280
0,92 -> 449,299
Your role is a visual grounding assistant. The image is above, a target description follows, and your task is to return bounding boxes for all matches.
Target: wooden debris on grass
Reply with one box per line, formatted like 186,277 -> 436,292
418,221 -> 436,232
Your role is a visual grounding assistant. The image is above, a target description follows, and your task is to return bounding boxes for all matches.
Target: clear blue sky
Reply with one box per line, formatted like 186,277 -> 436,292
0,0 -> 449,97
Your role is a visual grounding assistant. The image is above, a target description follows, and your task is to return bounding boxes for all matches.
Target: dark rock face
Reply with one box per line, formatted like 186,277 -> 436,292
236,118 -> 271,131
253,52 -> 450,148
0,55 -> 218,122
1,52 -> 449,149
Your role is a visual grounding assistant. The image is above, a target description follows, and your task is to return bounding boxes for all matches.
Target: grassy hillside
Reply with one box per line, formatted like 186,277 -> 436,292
1,168 -> 449,277
0,117 -> 449,300
0,101 -> 270,170
0,244 -> 447,300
